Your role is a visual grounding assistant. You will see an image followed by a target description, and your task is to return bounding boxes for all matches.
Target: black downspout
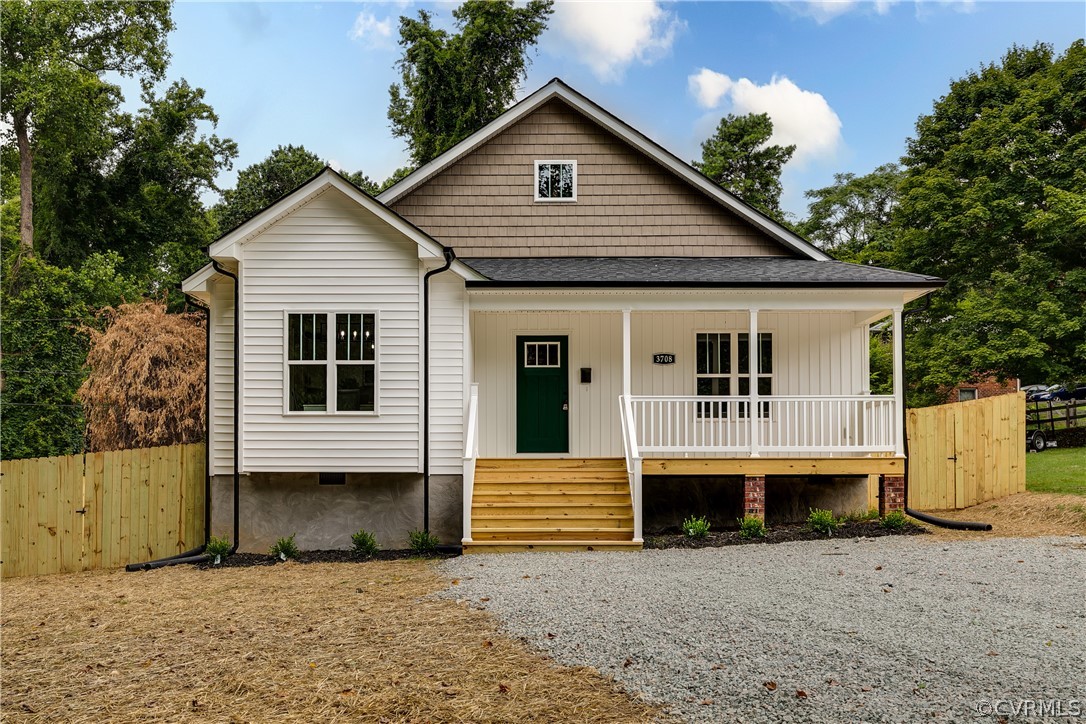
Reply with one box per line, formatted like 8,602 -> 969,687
422,247 -> 456,535
209,260 -> 243,553
125,301 -> 214,571
900,296 -> 992,531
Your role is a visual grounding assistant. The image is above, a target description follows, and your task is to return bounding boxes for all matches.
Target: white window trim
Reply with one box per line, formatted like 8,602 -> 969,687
282,310 -> 380,416
693,330 -> 774,419
534,159 -> 577,202
523,340 -> 562,368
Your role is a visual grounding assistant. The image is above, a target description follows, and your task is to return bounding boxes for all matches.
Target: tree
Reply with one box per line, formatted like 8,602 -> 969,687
33,80 -> 237,299
213,145 -> 379,232
894,41 -> 1086,395
0,252 -> 140,459
0,0 -> 174,256
388,0 -> 553,166
797,163 -> 903,265
79,302 -> 205,451
694,113 -> 795,220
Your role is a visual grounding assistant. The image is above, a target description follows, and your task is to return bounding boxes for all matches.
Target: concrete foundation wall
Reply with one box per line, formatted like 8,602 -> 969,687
644,475 -> 870,533
211,473 -> 462,552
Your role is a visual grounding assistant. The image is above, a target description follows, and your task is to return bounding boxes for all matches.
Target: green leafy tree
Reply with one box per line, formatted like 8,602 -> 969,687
33,80 -> 237,300
213,145 -> 379,232
388,0 -> 553,167
0,0 -> 174,256
798,164 -> 903,265
895,41 -> 1086,395
1,253 -> 141,459
694,113 -> 795,220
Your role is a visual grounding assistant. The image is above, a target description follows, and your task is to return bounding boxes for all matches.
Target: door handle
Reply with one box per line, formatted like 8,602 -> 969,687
562,401 -> 569,412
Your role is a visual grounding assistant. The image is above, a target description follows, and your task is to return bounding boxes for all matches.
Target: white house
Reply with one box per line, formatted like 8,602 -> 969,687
183,79 -> 942,552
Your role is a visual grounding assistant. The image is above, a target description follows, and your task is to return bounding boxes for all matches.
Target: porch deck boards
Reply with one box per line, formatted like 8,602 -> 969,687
641,456 -> 904,476
463,458 -> 641,552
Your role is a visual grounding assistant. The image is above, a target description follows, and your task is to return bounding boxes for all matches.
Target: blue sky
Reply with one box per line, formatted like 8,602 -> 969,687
140,1 -> 1084,218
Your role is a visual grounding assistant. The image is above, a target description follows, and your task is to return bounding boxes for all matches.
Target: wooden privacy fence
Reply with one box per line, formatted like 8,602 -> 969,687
1,443 -> 205,578
906,393 -> 1025,511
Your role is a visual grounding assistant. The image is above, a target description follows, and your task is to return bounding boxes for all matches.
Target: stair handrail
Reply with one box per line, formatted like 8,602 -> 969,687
462,383 -> 480,543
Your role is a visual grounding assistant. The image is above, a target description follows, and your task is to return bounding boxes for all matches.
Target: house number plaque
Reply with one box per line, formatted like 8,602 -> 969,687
653,353 -> 676,365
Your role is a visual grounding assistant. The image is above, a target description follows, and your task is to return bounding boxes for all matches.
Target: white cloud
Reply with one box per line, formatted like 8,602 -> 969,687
549,2 -> 686,83
349,10 -> 394,48
688,69 -> 843,165
777,0 -> 896,24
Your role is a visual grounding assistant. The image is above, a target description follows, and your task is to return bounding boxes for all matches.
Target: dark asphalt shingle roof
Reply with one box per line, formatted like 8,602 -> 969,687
461,257 -> 944,288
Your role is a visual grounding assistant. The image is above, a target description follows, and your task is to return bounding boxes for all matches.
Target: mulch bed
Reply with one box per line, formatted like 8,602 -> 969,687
645,520 -> 928,549
201,549 -> 457,568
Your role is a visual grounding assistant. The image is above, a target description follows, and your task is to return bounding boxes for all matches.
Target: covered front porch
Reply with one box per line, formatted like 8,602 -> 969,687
460,287 -> 915,550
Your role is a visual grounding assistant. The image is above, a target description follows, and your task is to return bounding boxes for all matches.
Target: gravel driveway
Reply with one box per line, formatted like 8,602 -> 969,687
442,537 -> 1085,723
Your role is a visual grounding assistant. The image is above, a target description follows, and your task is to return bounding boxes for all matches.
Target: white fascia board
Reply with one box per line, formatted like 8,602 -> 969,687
378,80 -> 831,262
181,261 -> 218,295
208,169 -> 447,262
466,287 -> 928,313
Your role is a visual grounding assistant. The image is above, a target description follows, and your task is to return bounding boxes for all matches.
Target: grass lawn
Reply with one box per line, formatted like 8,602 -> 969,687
1027,446 -> 1086,496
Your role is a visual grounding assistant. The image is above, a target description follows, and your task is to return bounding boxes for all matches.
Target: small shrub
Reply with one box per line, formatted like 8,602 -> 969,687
408,529 -> 439,555
880,510 -> 909,531
842,508 -> 880,523
682,515 -> 711,538
351,529 -> 379,558
737,515 -> 767,539
806,508 -> 842,537
205,534 -> 232,562
270,533 -> 300,560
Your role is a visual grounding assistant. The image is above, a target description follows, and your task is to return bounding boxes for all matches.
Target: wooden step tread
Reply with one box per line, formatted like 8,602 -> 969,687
473,513 -> 632,520
469,529 -> 634,536
462,541 -> 642,553
476,459 -> 626,470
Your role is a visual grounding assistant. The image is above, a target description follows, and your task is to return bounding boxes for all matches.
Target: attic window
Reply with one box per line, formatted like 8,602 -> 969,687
535,160 -> 576,201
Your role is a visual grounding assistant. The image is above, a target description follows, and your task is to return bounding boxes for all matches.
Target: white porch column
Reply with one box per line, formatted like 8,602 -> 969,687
622,308 -> 632,398
749,308 -> 760,457
892,307 -> 905,457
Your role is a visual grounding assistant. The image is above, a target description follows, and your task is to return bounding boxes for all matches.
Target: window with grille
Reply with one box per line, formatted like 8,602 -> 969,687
286,312 -> 377,413
695,332 -> 773,418
534,160 -> 576,201
524,341 -> 561,368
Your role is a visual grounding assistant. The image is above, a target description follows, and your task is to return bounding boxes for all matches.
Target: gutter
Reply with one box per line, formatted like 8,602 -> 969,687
422,247 -> 456,535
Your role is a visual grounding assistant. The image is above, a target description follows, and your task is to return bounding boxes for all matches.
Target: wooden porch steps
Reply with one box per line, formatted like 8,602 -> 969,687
463,458 -> 641,553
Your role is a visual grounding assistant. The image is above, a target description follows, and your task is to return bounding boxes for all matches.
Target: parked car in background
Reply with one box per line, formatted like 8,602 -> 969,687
1071,386 -> 1086,401
1021,384 -> 1048,399
1031,385 -> 1071,402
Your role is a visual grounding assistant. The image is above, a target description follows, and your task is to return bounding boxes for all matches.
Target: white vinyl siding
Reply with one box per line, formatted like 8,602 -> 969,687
429,274 -> 468,475
209,276 -> 235,476
238,188 -> 423,473
473,310 -> 868,458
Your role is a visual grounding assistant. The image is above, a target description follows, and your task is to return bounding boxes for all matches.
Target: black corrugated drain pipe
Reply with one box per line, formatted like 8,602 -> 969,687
899,296 -> 992,531
422,247 -> 456,537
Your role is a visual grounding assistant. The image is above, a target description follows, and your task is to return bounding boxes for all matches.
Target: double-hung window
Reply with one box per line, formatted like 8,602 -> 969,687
695,332 -> 773,418
286,312 -> 377,413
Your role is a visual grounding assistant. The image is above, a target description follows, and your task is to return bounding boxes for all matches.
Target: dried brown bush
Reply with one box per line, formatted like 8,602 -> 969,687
79,301 -> 205,451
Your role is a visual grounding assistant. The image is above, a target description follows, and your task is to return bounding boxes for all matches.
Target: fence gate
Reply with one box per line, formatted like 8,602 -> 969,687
906,393 -> 1025,510
1,444 -> 205,578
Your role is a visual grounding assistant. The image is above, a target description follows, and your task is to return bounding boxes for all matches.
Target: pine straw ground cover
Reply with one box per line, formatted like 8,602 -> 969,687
917,491 -> 1086,541
1,560 -> 669,723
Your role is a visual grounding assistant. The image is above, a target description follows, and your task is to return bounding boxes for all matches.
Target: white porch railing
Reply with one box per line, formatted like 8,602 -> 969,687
620,395 -> 898,456
462,383 -> 480,543
618,395 -> 643,543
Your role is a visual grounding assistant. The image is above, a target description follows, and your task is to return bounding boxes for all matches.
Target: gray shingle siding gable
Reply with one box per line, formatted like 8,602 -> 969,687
389,100 -> 796,259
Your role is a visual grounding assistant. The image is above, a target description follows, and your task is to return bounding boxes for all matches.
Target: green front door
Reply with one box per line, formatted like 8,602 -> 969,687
516,335 -> 569,453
